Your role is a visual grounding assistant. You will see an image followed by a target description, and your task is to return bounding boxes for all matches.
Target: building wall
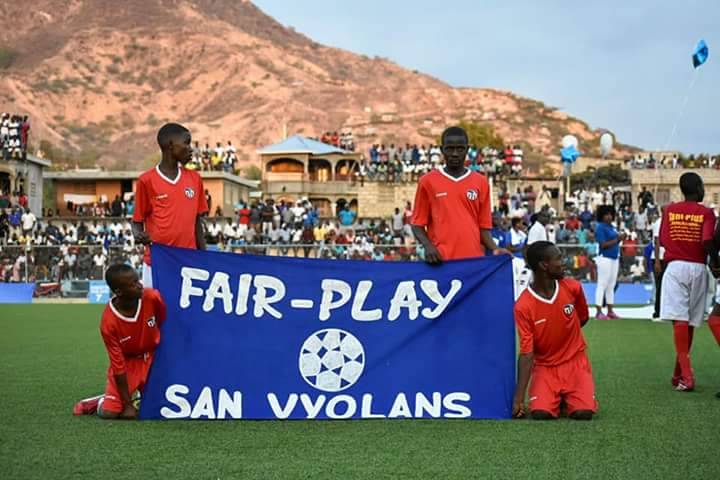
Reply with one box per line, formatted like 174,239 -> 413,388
203,178 -> 224,216
95,180 -> 122,204
26,163 -> 44,215
630,169 -> 720,208
54,181 -> 96,214
358,183 -> 417,218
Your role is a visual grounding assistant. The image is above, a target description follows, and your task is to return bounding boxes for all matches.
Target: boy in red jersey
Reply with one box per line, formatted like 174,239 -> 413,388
73,264 -> 166,418
132,123 -> 209,287
659,172 -> 718,392
411,126 -> 509,263
710,219 -> 720,399
512,241 -> 596,420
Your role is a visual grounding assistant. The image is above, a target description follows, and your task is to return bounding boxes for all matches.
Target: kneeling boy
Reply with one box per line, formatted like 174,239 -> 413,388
512,241 -> 597,420
73,264 -> 166,419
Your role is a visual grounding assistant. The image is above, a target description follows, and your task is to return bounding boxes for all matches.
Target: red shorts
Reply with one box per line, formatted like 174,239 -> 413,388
102,354 -> 153,413
528,350 -> 598,417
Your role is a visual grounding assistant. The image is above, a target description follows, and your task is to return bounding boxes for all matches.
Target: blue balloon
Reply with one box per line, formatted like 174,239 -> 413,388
561,145 -> 580,163
692,39 -> 708,68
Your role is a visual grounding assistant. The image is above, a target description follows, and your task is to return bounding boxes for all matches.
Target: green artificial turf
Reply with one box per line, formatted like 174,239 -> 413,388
1,305 -> 719,479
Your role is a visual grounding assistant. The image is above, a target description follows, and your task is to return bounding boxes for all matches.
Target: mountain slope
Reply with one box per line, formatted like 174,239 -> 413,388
0,0 -> 635,171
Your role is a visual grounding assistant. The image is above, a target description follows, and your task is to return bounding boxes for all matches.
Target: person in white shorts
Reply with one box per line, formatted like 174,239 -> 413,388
658,172 -> 717,392
593,205 -> 625,320
515,210 -> 551,298
508,217 -> 528,300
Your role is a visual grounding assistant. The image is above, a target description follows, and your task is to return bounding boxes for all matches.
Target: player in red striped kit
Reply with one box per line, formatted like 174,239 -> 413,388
73,264 -> 166,418
512,241 -> 596,420
659,172 -> 718,392
132,123 -> 209,287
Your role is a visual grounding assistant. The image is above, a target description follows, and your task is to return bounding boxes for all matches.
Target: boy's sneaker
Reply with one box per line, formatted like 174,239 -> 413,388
675,378 -> 695,392
596,313 -> 610,320
73,395 -> 102,416
607,312 -> 621,319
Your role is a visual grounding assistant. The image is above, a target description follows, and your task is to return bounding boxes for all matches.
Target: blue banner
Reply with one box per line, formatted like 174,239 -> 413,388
0,283 -> 35,303
88,280 -> 111,304
141,245 -> 515,420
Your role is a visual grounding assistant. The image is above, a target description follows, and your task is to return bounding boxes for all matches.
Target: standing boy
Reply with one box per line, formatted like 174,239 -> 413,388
132,123 -> 208,287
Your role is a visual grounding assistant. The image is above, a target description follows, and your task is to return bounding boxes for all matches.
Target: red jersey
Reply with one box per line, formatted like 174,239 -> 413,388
411,169 -> 492,260
659,201 -> 715,265
514,278 -> 589,366
133,166 -> 209,265
238,208 -> 251,225
100,289 -> 166,375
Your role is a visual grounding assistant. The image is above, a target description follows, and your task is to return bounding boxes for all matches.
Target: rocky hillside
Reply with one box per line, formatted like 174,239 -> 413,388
0,0 -> 636,172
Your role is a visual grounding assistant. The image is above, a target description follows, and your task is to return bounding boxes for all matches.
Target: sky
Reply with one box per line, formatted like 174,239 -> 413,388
254,0 -> 719,154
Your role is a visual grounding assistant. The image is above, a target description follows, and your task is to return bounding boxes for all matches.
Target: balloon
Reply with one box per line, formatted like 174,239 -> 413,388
561,135 -> 578,149
561,145 -> 580,163
600,133 -> 613,158
692,39 -> 708,68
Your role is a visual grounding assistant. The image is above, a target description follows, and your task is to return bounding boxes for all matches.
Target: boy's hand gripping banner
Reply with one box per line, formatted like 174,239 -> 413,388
141,245 -> 515,420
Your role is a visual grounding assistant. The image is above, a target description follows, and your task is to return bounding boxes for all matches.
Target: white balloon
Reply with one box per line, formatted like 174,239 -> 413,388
600,133 -> 614,157
562,135 -> 578,149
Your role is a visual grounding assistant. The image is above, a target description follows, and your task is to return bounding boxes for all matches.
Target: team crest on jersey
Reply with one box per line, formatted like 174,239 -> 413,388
466,189 -> 478,201
563,304 -> 574,316
147,316 -> 156,327
184,187 -> 195,199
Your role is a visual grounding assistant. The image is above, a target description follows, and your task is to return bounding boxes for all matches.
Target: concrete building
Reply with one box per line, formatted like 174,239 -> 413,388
259,135 -> 363,216
630,168 -> 720,208
0,154 -> 51,214
44,170 -> 259,216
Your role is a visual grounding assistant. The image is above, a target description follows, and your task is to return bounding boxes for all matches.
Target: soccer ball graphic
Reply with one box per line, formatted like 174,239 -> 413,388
299,329 -> 365,392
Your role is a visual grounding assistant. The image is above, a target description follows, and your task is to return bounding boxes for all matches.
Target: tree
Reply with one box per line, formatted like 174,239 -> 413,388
0,47 -> 18,69
242,165 -> 262,181
457,120 -> 505,150
570,164 -> 629,190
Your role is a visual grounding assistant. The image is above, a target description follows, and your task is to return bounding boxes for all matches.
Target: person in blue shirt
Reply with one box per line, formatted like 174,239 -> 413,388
593,205 -> 626,319
508,217 -> 527,259
576,227 -> 588,246
490,216 -> 509,255
125,198 -> 135,218
338,207 -> 356,227
9,207 -> 21,227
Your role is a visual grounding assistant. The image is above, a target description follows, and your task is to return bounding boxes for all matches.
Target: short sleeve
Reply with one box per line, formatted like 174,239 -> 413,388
514,304 -> 534,354
100,318 -> 126,375
659,209 -> 669,248
150,289 -> 167,325
411,179 -> 431,227
477,178 -> 492,230
572,281 -> 590,325
196,175 -> 209,215
702,210 -> 715,242
132,177 -> 151,223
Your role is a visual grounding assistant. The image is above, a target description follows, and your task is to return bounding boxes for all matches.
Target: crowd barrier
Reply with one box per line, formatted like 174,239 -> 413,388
0,243 -> 654,302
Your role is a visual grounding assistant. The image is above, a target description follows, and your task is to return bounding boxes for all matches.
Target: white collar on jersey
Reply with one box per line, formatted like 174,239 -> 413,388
438,167 -> 471,183
155,165 -> 182,185
109,297 -> 143,323
528,280 -> 559,305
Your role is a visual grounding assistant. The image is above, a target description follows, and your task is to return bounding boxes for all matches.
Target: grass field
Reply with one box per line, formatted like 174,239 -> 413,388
1,305 -> 719,479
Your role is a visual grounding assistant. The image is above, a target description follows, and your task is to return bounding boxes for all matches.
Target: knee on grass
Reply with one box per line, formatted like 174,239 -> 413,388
97,407 -> 120,419
97,400 -> 120,420
530,410 -> 556,420
569,410 -> 594,421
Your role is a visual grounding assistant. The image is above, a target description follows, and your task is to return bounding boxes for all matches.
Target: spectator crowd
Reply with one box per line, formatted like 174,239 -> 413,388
351,144 -> 524,185
1,181 -> 666,287
186,141 -> 239,172
629,152 -> 720,169
1,113 -> 30,161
